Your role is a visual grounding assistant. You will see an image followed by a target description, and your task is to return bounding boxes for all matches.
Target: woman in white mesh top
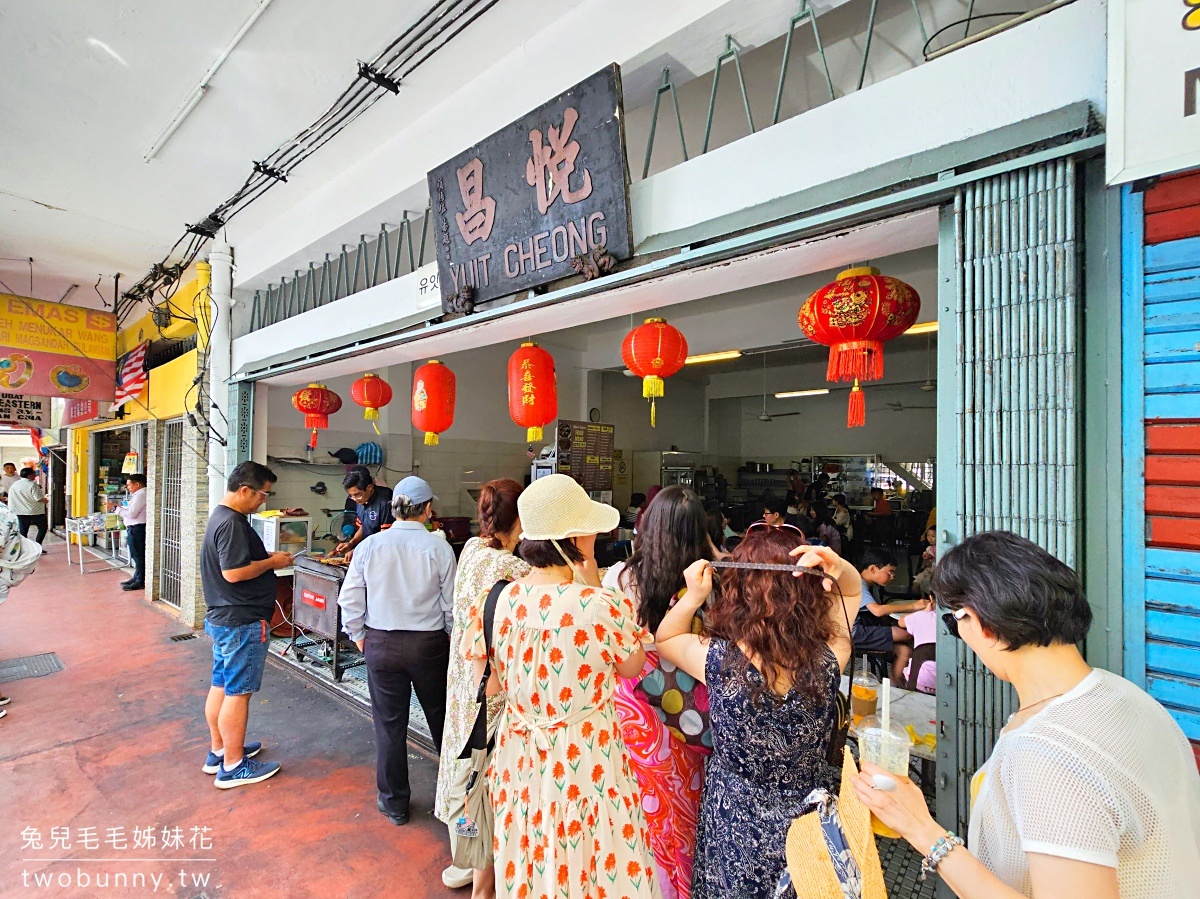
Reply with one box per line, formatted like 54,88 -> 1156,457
853,530 -> 1200,899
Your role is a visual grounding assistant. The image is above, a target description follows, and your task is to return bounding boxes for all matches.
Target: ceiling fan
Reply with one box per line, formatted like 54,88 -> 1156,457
875,400 -> 937,412
753,353 -> 803,422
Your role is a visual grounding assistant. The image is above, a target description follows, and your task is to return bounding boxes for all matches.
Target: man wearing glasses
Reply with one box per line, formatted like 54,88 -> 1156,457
199,460 -> 292,789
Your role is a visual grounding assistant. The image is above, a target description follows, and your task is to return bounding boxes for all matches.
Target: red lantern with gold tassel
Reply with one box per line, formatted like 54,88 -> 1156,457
798,266 -> 920,428
350,373 -> 393,434
411,360 -> 455,446
292,383 -> 342,449
621,317 -> 688,427
508,342 -> 557,442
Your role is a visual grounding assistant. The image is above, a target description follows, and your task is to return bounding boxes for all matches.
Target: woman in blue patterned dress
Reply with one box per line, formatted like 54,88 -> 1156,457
656,529 -> 860,899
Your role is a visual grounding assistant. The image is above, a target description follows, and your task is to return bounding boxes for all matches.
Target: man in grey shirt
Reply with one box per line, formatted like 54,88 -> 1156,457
338,476 -> 455,826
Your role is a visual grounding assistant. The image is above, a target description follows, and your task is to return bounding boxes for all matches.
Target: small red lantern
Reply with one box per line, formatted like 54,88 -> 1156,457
412,360 -> 455,446
508,342 -> 557,443
799,266 -> 920,428
292,383 -> 342,449
350,373 -> 393,433
621,317 -> 688,427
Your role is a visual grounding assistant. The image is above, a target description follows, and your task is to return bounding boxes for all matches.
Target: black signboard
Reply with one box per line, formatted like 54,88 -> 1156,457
555,419 -> 615,492
427,64 -> 633,306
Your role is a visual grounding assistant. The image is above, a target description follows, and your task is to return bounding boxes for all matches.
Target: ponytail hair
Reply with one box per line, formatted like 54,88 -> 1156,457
478,478 -> 523,549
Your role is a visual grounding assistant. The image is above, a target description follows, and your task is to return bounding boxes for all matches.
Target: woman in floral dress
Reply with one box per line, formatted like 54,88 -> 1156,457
436,479 -> 529,895
602,485 -> 712,899
465,474 -> 662,899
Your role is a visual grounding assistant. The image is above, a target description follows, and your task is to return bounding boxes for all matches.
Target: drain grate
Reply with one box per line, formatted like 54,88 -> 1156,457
0,652 -> 64,683
170,633 -> 198,642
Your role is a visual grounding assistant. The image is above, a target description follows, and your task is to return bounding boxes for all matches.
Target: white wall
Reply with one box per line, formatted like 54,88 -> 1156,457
632,0 -> 1106,245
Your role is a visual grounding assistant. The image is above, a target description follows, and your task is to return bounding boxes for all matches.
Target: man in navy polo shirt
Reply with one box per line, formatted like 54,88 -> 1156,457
335,466 -> 394,561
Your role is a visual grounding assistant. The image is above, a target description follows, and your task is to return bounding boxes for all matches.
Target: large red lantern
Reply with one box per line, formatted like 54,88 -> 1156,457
292,383 -> 342,449
350,373 -> 393,433
412,360 -> 455,446
508,342 -> 557,443
621,317 -> 688,427
798,266 -> 920,428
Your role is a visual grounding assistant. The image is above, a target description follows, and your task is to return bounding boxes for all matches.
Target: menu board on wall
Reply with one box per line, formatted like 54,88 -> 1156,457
555,419 -> 614,492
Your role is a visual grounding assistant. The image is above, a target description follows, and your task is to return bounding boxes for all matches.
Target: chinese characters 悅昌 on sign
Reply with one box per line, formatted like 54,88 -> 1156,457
427,64 -> 633,305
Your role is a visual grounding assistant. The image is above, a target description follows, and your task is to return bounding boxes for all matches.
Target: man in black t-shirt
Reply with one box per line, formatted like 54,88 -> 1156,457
334,467 -> 394,561
200,460 -> 292,789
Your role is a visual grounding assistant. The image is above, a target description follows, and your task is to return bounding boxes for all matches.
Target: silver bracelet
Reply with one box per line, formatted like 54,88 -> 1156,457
920,831 -> 964,881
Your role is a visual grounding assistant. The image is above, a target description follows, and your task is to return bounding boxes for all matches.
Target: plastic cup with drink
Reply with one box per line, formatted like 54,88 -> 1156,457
851,658 -> 879,727
858,679 -> 910,838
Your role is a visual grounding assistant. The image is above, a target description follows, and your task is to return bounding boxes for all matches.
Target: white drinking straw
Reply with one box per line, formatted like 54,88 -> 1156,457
882,677 -> 892,737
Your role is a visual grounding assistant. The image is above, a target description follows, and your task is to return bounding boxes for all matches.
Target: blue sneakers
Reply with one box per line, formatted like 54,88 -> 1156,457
214,756 -> 280,789
202,742 -> 262,774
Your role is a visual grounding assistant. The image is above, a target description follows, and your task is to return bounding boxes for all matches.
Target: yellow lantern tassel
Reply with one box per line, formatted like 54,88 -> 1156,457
642,375 -> 664,399
425,432 -> 439,446
363,408 -> 381,434
527,425 -> 543,442
650,397 -> 657,428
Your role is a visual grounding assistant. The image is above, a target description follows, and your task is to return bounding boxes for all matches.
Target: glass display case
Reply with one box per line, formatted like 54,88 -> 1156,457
250,514 -> 313,558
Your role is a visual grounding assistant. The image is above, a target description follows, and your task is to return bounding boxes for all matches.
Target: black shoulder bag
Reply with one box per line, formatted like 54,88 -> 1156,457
459,579 -> 509,758
826,586 -> 856,768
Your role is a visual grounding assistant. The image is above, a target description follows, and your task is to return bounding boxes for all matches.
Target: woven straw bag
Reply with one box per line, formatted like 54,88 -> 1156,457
785,748 -> 888,898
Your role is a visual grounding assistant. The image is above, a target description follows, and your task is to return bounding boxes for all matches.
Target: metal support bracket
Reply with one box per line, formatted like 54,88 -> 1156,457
773,0 -> 835,125
702,35 -> 756,155
642,68 -> 689,179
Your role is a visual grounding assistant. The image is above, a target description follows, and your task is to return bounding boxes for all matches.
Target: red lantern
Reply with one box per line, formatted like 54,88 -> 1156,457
798,266 -> 920,428
292,383 -> 342,449
621,317 -> 688,427
350,373 -> 393,433
412,360 -> 455,446
508,342 -> 557,443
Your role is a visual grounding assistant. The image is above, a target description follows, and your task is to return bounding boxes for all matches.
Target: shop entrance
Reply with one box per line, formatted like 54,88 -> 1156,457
241,151 -> 1094,848
46,446 -> 67,532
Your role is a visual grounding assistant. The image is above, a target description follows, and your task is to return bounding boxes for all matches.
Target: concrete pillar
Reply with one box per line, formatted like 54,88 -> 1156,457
206,243 -> 234,514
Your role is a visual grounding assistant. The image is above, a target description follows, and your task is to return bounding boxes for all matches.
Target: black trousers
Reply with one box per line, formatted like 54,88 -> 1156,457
364,628 -> 450,815
126,524 -> 146,583
17,514 -> 47,544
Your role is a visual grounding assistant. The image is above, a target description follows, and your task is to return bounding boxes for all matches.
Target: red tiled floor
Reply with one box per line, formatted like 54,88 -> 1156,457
0,543 -> 459,898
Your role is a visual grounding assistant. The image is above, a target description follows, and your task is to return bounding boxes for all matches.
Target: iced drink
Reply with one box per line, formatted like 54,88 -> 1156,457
859,718 -> 911,838
851,665 -> 879,726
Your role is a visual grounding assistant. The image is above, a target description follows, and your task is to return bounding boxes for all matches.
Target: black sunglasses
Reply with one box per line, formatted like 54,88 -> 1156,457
942,608 -> 968,639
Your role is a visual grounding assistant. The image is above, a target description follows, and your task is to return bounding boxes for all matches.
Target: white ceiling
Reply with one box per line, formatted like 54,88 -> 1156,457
0,0 -> 504,306
0,0 -> 807,309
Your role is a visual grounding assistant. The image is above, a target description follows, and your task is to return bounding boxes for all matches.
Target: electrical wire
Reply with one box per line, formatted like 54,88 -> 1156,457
120,0 -> 499,314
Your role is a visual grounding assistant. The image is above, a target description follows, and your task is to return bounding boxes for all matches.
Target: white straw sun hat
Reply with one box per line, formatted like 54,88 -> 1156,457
518,474 -> 620,540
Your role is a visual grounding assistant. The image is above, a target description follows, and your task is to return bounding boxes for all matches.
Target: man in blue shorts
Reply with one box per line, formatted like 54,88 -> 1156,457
200,460 -> 292,788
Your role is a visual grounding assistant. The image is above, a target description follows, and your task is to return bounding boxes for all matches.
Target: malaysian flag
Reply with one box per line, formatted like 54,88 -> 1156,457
112,341 -> 149,410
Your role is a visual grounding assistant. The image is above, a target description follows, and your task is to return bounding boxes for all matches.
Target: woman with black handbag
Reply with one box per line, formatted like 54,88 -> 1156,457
656,530 -> 861,899
602,485 -> 713,899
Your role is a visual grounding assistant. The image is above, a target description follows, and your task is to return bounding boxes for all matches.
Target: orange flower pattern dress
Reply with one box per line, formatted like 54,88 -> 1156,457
465,582 -> 662,899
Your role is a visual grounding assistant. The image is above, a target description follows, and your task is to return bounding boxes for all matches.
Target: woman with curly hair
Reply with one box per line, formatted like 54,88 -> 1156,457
602,485 -> 713,899
656,529 -> 859,899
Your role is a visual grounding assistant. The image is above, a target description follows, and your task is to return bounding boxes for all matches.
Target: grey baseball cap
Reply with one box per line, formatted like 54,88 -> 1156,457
395,476 -> 437,505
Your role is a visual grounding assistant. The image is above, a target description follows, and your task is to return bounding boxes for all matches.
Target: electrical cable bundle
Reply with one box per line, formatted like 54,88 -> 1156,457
121,0 -> 501,321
